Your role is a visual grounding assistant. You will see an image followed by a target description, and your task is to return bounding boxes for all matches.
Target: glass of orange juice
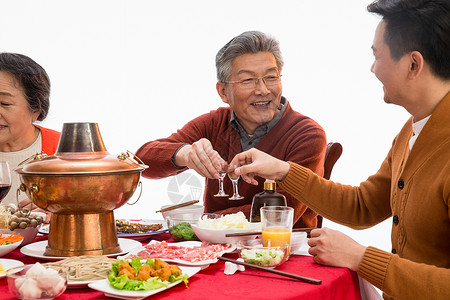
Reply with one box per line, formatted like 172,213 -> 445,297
261,206 -> 294,259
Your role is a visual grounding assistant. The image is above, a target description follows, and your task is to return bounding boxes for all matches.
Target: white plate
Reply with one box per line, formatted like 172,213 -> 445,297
39,219 -> 168,242
115,219 -> 168,241
118,240 -> 236,267
88,265 -> 201,300
0,258 -> 25,278
20,238 -> 142,261
38,225 -> 49,234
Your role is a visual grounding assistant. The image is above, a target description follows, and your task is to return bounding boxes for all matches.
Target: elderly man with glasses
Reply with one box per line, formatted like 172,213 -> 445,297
136,31 -> 326,228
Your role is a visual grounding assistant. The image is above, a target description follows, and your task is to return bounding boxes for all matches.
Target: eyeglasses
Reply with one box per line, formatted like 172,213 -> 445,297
225,74 -> 282,89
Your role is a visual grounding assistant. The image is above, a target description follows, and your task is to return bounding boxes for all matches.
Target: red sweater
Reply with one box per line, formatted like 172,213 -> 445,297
36,125 -> 61,155
136,102 -> 327,227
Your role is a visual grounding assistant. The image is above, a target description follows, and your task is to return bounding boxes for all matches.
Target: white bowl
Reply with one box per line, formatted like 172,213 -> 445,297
166,212 -> 204,241
191,222 -> 261,245
6,264 -> 68,299
238,239 -> 288,268
290,231 -> 307,252
0,211 -> 46,246
160,204 -> 204,225
0,235 -> 23,257
0,227 -> 39,247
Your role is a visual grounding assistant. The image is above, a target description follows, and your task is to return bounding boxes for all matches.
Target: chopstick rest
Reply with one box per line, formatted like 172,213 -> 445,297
224,258 -> 245,275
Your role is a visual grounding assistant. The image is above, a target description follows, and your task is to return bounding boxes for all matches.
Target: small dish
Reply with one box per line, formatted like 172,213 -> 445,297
0,234 -> 23,257
237,239 -> 288,268
3,227 -> 39,246
0,211 -> 46,246
0,258 -> 24,278
6,263 -> 69,299
166,213 -> 203,241
160,204 -> 204,225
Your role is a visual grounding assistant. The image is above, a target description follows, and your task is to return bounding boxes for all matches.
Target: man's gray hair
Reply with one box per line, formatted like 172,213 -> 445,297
215,31 -> 284,82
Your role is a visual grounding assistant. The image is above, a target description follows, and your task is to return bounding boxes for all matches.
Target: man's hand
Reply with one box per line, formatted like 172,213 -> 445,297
174,138 -> 226,179
308,228 -> 367,271
229,148 -> 290,185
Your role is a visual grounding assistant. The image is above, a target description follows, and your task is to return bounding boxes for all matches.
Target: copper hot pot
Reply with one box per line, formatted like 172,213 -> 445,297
15,123 -> 147,256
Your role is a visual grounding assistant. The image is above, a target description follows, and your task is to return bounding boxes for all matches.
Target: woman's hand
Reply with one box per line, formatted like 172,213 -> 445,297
308,228 -> 367,271
229,148 -> 290,185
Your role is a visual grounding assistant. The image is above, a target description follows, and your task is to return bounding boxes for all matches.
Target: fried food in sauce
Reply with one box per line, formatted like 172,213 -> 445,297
118,262 -> 135,274
136,264 -> 154,281
169,265 -> 182,277
152,267 -> 172,281
118,268 -> 135,280
136,270 -> 151,281
117,259 -> 182,282
139,264 -> 153,273
153,258 -> 170,270
118,262 -> 136,279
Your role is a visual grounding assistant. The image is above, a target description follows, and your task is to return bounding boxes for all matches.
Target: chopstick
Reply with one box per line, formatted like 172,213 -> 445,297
218,256 -> 321,285
225,227 -> 316,237
155,200 -> 200,213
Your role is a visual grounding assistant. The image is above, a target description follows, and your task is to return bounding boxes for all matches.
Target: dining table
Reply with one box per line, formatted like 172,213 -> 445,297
0,232 -> 362,300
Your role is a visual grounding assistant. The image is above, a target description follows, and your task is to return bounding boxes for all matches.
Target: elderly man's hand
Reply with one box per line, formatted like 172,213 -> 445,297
308,228 -> 367,271
174,138 -> 226,179
229,148 -> 290,185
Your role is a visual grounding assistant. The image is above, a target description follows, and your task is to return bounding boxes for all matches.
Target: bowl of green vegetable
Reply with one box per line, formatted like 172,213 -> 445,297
160,204 -> 204,226
166,213 -> 203,241
237,239 -> 288,268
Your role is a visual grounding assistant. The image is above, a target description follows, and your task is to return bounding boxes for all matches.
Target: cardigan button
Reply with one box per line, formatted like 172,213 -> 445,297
398,180 -> 404,189
393,215 -> 399,225
392,248 -> 397,254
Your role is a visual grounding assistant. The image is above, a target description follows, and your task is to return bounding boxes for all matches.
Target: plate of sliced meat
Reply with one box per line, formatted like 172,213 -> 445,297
118,240 -> 235,266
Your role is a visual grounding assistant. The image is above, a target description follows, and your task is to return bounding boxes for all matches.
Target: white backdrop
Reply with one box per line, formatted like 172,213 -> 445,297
2,0 -> 411,255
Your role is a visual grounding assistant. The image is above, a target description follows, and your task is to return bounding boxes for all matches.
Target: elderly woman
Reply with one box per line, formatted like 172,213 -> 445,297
0,52 -> 60,214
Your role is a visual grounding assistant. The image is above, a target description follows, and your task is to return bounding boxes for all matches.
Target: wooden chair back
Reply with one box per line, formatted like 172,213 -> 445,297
317,142 -> 343,228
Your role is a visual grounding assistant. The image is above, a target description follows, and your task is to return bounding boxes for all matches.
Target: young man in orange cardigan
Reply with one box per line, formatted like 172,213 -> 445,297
230,1 -> 450,299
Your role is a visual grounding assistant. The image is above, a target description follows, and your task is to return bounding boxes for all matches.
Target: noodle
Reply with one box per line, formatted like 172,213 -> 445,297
45,255 -> 119,282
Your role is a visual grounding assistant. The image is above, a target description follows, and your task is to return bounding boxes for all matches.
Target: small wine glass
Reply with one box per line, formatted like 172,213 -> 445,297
214,171 -> 229,197
0,161 -> 12,203
228,171 -> 244,201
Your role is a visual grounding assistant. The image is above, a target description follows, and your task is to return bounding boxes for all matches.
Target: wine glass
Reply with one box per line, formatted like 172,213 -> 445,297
214,170 -> 229,197
0,161 -> 12,203
228,171 -> 244,201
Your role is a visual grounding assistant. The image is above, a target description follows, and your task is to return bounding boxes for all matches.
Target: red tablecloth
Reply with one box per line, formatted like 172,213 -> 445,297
0,234 -> 362,300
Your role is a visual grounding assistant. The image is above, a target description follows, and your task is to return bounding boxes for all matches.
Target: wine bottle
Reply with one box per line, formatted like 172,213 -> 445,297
250,179 -> 287,222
